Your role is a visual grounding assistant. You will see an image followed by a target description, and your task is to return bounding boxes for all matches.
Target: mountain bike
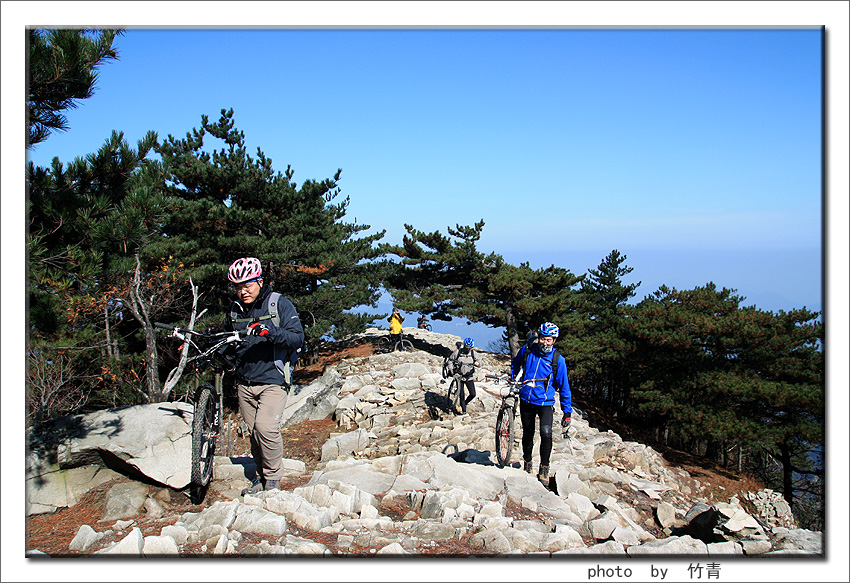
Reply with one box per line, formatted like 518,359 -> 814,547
485,374 -> 546,467
155,322 -> 247,503
373,335 -> 391,353
375,332 -> 413,353
394,332 -> 414,352
441,360 -> 465,414
417,316 -> 432,332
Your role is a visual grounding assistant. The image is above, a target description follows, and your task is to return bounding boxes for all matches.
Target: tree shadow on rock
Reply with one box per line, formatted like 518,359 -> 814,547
27,413 -> 125,488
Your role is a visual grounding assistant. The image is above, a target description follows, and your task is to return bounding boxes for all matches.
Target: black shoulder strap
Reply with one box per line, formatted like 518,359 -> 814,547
539,347 -> 560,388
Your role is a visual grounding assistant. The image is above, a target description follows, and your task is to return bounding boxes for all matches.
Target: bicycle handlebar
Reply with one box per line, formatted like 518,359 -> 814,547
485,374 -> 547,385
155,321 -> 249,366
155,322 -> 248,340
154,322 -> 203,336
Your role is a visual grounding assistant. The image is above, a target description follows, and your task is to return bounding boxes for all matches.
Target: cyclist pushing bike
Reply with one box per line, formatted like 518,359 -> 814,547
444,337 -> 482,415
510,322 -> 572,486
225,257 -> 304,495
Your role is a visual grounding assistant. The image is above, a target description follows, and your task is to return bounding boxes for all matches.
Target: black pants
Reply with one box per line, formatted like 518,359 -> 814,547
459,378 -> 476,412
520,400 -> 554,467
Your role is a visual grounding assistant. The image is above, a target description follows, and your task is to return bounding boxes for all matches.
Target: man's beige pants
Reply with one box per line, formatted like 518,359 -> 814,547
237,383 -> 288,482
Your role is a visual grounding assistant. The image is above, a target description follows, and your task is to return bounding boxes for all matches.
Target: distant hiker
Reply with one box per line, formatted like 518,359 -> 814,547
510,322 -> 572,485
388,307 -> 405,350
445,337 -> 482,415
225,257 -> 304,495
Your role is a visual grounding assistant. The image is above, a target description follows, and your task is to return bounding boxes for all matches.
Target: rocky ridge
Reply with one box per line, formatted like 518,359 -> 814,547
26,328 -> 822,557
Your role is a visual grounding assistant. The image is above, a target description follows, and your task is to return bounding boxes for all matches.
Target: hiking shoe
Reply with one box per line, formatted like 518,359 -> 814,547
537,465 -> 550,484
264,480 -> 281,492
523,460 -> 533,474
241,478 -> 264,496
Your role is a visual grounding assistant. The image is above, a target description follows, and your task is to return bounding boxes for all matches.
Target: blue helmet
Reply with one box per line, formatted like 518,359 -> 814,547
463,337 -> 475,348
538,322 -> 559,338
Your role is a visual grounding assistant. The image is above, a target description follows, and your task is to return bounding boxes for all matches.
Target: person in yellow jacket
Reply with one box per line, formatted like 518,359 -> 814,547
388,307 -> 405,350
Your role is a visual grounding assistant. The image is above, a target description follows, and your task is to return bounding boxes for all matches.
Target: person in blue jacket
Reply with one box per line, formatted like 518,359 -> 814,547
510,322 -> 572,485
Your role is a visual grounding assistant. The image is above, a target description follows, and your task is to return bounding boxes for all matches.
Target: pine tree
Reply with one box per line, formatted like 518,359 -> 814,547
623,283 -> 823,509
382,221 -> 582,356
27,130 -> 177,407
27,29 -> 123,148
571,250 -> 640,409
152,109 -> 387,340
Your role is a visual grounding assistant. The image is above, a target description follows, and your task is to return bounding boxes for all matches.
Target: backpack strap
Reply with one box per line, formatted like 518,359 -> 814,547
265,292 -> 292,383
267,292 -> 281,328
230,292 -> 281,326
549,348 -> 560,387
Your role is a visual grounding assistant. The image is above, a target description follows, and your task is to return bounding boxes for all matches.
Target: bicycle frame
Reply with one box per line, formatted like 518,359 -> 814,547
155,323 -> 245,371
155,322 -> 246,501
487,374 -> 548,467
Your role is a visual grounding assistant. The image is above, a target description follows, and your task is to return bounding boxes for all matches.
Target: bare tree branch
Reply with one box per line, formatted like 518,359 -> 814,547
162,277 -> 199,399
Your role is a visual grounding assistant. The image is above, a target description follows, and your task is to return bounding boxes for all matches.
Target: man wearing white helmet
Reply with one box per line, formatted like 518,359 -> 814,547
510,322 -> 572,486
225,257 -> 304,495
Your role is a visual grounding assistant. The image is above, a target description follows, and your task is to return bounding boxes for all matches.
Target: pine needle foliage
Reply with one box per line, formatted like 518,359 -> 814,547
152,109 -> 388,340
27,28 -> 123,148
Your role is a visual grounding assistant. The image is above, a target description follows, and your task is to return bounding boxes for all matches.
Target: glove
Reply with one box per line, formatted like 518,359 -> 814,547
247,321 -> 270,337
561,415 -> 571,437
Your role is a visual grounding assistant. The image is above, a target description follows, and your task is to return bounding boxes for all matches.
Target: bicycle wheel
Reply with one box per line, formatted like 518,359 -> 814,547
191,385 -> 218,488
424,324 -> 432,332
375,337 -> 390,353
446,378 -> 462,413
494,404 -> 515,467
397,339 -> 414,352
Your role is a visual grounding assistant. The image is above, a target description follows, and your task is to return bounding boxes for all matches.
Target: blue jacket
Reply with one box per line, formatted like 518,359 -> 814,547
225,285 -> 304,387
510,344 -> 572,413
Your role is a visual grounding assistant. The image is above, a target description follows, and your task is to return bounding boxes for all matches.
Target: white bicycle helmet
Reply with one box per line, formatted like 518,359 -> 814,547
538,322 -> 560,338
228,257 -> 263,284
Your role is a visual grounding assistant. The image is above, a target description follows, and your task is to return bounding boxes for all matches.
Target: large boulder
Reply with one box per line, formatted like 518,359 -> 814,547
27,402 -> 194,497
280,367 -> 344,428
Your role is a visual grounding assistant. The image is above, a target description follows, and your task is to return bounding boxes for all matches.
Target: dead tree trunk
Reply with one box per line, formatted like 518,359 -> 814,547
127,253 -> 159,402
162,277 -> 202,399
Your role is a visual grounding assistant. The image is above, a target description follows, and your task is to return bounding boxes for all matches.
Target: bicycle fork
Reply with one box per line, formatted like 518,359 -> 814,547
214,372 -> 222,438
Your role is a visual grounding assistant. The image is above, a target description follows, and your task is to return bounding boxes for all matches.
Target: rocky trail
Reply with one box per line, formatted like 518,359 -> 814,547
25,328 -> 822,558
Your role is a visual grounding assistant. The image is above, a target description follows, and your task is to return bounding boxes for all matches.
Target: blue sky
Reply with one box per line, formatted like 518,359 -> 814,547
3,3 -> 849,581
20,26 -> 824,345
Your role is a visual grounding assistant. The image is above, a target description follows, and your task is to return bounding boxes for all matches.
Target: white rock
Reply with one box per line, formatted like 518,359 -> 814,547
69,524 -> 105,552
143,535 -> 180,555
627,535 -> 708,555
566,492 -> 600,522
707,541 -> 744,555
377,542 -> 408,555
95,527 -> 144,555
161,524 -> 189,545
